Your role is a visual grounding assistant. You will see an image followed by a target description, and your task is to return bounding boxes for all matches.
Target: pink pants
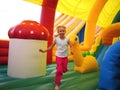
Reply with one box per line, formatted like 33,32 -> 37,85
55,56 -> 68,85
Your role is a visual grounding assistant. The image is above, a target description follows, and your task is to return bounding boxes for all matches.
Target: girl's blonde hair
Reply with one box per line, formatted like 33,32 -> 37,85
57,26 -> 66,29
56,26 -> 66,32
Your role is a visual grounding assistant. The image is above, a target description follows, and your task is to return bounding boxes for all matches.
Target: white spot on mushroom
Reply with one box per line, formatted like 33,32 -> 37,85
30,23 -> 34,25
18,30 -> 22,34
41,32 -> 44,35
22,23 -> 26,24
30,31 -> 34,34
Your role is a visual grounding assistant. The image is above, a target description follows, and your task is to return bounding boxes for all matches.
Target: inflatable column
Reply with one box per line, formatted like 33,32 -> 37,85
40,0 -> 58,64
7,20 -> 49,78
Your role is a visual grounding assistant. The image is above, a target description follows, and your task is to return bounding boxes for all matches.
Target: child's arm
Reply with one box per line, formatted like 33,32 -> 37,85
68,39 -> 73,54
39,40 -> 56,53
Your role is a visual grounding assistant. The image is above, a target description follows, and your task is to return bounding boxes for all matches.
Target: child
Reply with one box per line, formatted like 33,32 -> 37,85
39,26 -> 73,90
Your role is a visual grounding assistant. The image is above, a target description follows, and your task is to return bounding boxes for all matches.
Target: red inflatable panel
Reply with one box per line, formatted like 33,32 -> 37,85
0,56 -> 8,65
0,40 -> 9,48
0,48 -> 8,56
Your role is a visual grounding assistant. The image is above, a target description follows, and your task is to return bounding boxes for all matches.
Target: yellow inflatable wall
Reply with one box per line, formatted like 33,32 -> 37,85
24,0 -> 120,27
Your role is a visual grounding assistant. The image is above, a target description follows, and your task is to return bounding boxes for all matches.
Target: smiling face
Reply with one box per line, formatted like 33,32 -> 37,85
57,26 -> 66,37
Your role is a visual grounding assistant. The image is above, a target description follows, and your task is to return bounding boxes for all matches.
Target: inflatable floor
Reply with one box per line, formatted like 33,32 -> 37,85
0,62 -> 99,90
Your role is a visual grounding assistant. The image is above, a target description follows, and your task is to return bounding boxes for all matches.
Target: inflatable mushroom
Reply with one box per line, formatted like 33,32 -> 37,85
7,20 -> 49,78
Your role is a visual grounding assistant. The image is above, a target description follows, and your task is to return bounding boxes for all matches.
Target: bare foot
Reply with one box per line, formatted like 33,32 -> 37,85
54,85 -> 59,90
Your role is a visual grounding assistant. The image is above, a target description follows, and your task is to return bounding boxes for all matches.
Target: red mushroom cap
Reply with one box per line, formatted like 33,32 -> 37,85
8,26 -> 15,38
8,20 -> 49,40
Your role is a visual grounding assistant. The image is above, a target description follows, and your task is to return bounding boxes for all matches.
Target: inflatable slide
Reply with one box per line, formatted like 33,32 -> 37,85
0,0 -> 120,90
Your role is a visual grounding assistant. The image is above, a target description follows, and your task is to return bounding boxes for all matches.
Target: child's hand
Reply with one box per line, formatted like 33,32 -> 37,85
39,49 -> 46,53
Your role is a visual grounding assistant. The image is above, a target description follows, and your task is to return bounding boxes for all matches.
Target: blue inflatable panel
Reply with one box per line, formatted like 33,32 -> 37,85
97,45 -> 109,67
77,24 -> 85,43
99,41 -> 120,90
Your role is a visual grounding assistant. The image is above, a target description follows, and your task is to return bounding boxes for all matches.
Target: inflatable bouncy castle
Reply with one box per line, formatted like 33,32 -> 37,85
0,0 -> 120,90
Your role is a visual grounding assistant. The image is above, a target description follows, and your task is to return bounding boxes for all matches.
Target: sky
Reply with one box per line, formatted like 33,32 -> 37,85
0,0 -> 60,39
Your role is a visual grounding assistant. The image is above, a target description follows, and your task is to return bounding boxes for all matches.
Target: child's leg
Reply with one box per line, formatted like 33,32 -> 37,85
54,84 -> 59,90
55,56 -> 63,85
63,57 -> 68,73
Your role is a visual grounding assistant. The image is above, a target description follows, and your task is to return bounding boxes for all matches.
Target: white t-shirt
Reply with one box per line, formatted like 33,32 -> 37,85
55,36 -> 69,58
